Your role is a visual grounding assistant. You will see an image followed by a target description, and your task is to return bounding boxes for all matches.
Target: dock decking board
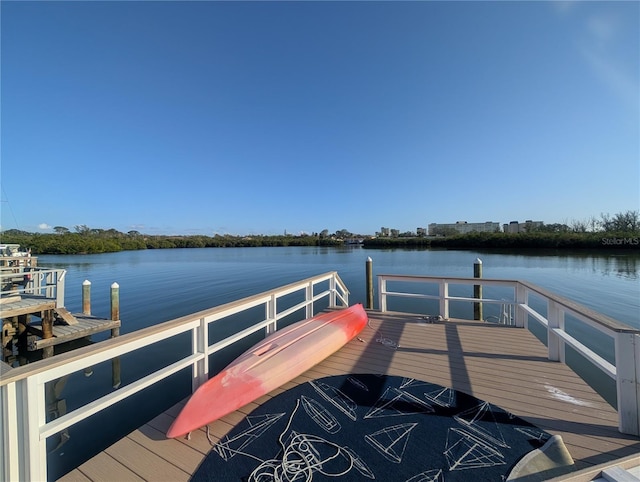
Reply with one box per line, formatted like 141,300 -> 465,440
32,316 -> 121,349
0,295 -> 56,318
58,310 -> 640,481
1,293 -> 120,353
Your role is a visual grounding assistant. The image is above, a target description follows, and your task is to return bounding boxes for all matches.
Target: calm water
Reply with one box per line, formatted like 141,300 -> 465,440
30,247 -> 639,479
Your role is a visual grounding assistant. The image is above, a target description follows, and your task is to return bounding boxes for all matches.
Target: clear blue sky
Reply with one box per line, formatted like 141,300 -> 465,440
1,1 -> 638,236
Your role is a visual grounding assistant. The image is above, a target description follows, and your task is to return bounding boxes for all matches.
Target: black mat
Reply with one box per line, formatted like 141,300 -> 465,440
191,374 -> 567,481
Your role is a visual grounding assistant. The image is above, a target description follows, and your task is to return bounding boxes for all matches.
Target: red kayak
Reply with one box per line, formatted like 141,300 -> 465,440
166,304 -> 368,438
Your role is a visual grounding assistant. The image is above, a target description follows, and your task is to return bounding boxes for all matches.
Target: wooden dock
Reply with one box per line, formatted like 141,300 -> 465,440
28,314 -> 121,351
58,310 -> 640,482
1,294 -> 120,357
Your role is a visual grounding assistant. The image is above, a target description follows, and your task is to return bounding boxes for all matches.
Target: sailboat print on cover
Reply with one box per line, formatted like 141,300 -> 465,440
365,422 -> 418,463
214,413 -> 285,461
364,387 -> 434,419
453,401 -> 509,448
310,379 -> 358,421
300,395 -> 341,434
444,427 -> 506,471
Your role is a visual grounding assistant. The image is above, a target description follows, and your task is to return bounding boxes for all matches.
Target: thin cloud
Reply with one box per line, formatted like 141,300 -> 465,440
38,223 -> 51,230
581,11 -> 638,108
550,1 -> 579,15
580,46 -> 638,109
586,13 -> 617,46
558,5 -> 639,110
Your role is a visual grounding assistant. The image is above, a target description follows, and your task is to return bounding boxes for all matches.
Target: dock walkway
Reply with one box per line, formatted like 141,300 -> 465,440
58,310 -> 640,482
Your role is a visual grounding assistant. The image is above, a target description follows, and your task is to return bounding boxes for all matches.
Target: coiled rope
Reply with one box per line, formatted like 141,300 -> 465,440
248,399 -> 354,481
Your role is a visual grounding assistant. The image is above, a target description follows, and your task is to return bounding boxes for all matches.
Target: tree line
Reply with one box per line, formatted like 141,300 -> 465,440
0,211 -> 637,255
364,231 -> 639,250
0,229 -> 343,255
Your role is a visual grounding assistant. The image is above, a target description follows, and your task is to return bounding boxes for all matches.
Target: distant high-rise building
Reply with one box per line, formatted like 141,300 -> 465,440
502,220 -> 544,233
428,221 -> 500,236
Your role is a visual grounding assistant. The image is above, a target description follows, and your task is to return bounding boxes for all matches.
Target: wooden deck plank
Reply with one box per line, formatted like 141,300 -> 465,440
127,424 -> 204,475
32,317 -> 121,349
103,437 -> 190,482
65,451 -> 145,482
57,310 -> 640,481
52,470 -> 92,482
0,296 -> 56,318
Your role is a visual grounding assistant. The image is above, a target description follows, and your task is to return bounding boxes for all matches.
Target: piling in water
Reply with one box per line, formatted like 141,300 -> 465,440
474,258 -> 483,320
366,257 -> 374,309
82,280 -> 91,315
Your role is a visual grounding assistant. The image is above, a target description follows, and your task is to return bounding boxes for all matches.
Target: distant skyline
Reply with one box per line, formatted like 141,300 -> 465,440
1,1 -> 638,236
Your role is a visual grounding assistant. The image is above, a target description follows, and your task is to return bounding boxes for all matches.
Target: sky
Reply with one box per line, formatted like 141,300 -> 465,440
1,1 -> 638,236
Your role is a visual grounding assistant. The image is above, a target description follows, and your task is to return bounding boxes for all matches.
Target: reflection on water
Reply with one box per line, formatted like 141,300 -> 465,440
475,249 -> 639,280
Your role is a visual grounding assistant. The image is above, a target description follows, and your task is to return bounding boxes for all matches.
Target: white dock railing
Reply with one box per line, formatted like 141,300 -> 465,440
0,267 -> 66,307
0,272 -> 349,482
377,274 -> 640,438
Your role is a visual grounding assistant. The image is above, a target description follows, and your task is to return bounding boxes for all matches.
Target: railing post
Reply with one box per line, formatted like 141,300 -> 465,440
2,381 -> 20,481
192,317 -> 208,392
547,300 -> 564,362
366,257 -> 374,310
45,271 -> 53,300
615,332 -> 639,436
306,281 -> 313,318
473,258 -> 483,320
515,283 -> 527,328
82,280 -> 91,315
266,295 -> 277,336
378,276 -> 387,312
56,270 -> 66,307
24,375 -> 47,481
329,274 -> 336,308
439,280 -> 449,320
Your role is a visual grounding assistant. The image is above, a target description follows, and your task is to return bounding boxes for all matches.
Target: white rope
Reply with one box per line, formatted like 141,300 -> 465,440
375,336 -> 398,349
248,399 -> 354,481
366,318 -> 399,349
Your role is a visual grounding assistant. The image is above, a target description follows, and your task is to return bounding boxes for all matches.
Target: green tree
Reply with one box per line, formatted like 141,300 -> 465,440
74,224 -> 92,235
600,210 -> 639,233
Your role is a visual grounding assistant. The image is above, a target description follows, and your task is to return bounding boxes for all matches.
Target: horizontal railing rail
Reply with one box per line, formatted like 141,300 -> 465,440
0,271 -> 349,482
377,274 -> 640,438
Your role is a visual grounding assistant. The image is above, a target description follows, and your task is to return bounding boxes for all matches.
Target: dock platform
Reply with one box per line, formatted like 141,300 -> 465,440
1,294 -> 120,355
0,294 -> 56,319
28,314 -> 121,351
58,310 -> 640,482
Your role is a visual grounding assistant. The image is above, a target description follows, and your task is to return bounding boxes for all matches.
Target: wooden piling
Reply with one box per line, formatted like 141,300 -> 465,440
110,282 -> 120,325
42,310 -> 54,358
109,282 -> 122,386
366,257 -> 374,309
474,258 -> 483,320
17,314 -> 29,337
82,280 -> 91,315
42,310 -> 54,339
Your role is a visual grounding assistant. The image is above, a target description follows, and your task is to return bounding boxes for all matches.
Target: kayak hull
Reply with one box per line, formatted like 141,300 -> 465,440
166,304 -> 367,438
